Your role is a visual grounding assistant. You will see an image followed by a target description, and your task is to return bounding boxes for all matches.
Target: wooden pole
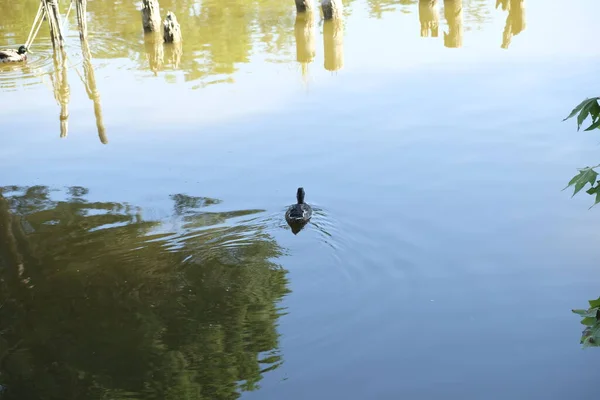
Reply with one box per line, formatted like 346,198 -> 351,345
418,0 -> 439,37
42,0 -> 65,49
323,20 -> 343,72
295,0 -> 314,13
321,0 -> 343,20
443,0 -> 462,48
141,0 -> 162,33
162,11 -> 182,43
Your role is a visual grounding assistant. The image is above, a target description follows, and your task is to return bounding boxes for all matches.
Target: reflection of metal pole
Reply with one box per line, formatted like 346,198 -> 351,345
418,0 -> 439,38
323,20 -> 343,72
42,0 -> 65,49
443,0 -> 462,48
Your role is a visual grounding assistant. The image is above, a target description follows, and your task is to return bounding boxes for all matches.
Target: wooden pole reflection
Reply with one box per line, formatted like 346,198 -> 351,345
144,32 -> 164,74
164,41 -> 183,69
294,12 -> 315,78
323,19 -> 343,72
76,0 -> 107,144
443,0 -> 462,48
49,48 -> 70,139
419,0 -> 439,38
321,0 -> 343,20
295,0 -> 314,13
42,0 -> 65,49
500,0 -> 526,49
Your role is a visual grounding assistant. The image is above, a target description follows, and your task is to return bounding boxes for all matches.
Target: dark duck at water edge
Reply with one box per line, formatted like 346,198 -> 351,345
285,187 -> 313,234
0,46 -> 28,63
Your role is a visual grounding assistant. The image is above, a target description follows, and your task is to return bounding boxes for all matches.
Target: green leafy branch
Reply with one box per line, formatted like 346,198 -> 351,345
572,298 -> 600,348
564,97 -> 600,131
566,98 -> 600,349
563,97 -> 600,207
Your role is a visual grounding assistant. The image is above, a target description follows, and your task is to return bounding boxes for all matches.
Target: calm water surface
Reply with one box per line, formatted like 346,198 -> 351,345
1,0 -> 600,399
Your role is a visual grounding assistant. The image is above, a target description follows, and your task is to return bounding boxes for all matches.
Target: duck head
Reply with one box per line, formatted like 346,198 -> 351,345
296,187 -> 305,204
18,46 -> 28,55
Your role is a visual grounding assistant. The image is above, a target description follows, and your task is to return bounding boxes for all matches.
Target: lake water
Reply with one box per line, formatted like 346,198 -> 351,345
1,0 -> 600,399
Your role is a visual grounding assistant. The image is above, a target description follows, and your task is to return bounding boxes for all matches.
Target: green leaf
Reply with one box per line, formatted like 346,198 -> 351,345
564,98 -> 600,130
582,335 -> 597,348
584,118 -> 600,131
581,317 -> 597,326
585,185 -> 600,208
572,308 -> 598,318
564,98 -> 593,121
590,324 -> 600,336
576,102 -> 595,131
564,168 -> 598,197
589,101 -> 600,120
572,309 -> 589,316
589,298 -> 600,308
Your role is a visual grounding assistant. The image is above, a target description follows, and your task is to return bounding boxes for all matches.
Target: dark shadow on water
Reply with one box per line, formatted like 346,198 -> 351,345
0,185 -> 289,400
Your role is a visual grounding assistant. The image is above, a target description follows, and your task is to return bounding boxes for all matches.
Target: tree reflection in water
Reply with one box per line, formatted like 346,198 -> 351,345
0,185 -> 289,400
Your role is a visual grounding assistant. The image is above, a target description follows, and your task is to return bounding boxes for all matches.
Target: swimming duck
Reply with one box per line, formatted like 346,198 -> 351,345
0,46 -> 28,63
285,187 -> 313,224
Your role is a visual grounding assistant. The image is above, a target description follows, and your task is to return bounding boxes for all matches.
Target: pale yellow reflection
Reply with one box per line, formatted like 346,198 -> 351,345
498,0 -> 526,49
323,20 -> 343,72
49,48 -> 70,139
0,0 -> 543,99
419,0 -> 439,37
294,12 -> 315,78
164,42 -> 183,69
443,0 -> 462,48
81,36 -> 108,144
144,32 -> 164,74
77,0 -> 108,144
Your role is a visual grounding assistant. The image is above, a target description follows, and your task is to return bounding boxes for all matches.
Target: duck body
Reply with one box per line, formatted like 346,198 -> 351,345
0,46 -> 28,63
285,187 -> 313,224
